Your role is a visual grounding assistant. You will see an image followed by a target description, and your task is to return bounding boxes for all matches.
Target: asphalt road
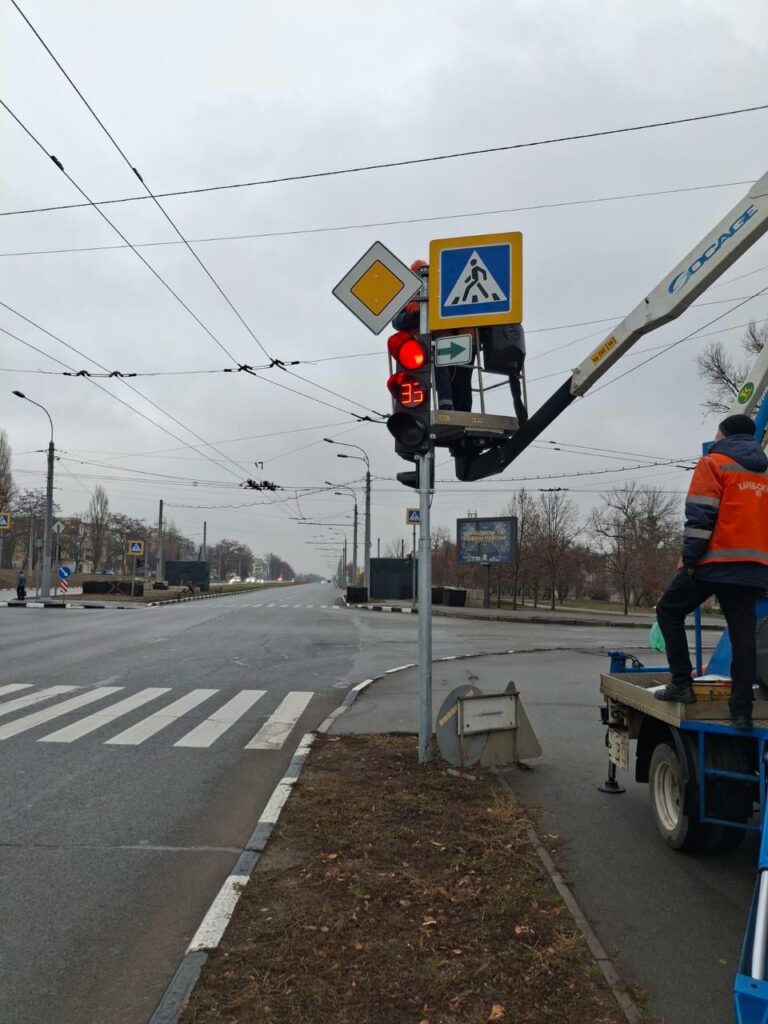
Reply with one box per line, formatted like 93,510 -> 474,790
1,582 -> 572,1024
2,588 -> 749,1024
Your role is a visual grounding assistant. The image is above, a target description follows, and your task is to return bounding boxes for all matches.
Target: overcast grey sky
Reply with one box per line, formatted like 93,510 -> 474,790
2,0 -> 767,575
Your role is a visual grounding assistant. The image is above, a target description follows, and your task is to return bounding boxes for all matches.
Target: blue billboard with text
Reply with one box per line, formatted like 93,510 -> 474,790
456,517 -> 517,565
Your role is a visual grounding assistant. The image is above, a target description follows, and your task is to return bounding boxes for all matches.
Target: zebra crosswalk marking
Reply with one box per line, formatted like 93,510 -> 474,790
0,685 -> 78,719
39,687 -> 171,743
0,684 -> 33,697
0,686 -> 123,741
105,689 -> 218,746
174,689 -> 266,748
245,691 -> 313,750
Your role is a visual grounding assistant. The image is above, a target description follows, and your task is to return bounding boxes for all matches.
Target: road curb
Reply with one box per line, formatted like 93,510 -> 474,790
0,599 -> 134,610
346,601 -> 722,631
148,675 -> 377,1024
146,585 -> 288,608
496,774 -> 645,1024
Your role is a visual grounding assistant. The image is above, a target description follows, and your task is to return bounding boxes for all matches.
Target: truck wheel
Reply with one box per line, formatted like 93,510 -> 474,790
649,743 -> 704,851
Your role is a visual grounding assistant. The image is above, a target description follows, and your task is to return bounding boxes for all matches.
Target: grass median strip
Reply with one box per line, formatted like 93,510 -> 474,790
182,735 -> 632,1024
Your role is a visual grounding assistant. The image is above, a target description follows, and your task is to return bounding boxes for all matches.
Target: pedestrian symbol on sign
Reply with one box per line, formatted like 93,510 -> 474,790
447,252 -> 506,306
405,508 -> 421,525
128,540 -> 144,555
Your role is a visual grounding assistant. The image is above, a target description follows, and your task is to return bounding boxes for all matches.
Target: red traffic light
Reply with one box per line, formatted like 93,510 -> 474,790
387,371 -> 427,407
387,331 -> 427,370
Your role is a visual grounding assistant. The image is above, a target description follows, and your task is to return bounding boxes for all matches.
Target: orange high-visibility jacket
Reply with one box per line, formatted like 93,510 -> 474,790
683,436 -> 768,588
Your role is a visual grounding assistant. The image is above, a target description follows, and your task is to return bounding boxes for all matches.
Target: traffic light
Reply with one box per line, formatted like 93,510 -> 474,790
396,458 -> 435,490
386,330 -> 431,458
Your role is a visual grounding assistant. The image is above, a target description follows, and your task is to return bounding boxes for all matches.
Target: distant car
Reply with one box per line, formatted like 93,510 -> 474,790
227,576 -> 242,584
93,569 -> 117,576
245,576 -> 256,583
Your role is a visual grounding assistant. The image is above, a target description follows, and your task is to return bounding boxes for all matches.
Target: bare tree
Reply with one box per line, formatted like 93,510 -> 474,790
87,485 -> 110,569
590,484 -> 678,614
534,491 -> 579,610
504,489 -> 538,608
696,322 -> 767,415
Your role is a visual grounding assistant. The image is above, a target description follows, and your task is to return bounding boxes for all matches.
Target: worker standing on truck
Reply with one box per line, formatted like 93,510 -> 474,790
655,414 -> 768,729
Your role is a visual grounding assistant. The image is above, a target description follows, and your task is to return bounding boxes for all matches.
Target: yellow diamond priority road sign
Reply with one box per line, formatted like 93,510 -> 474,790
333,241 -> 421,335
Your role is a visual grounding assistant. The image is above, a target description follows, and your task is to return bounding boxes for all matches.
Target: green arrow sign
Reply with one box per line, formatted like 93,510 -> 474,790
434,334 -> 473,367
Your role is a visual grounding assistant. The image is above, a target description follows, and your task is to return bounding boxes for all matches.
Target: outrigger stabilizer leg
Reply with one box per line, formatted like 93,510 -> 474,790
598,759 -> 626,795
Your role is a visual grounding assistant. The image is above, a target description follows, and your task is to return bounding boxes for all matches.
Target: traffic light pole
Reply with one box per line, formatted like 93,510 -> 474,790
417,265 -> 432,764
417,448 -> 432,764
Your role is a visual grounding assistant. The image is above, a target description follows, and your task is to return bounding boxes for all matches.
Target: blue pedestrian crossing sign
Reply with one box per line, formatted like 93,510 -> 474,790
429,231 -> 522,330
128,540 -> 144,556
0,511 -> 10,531
405,508 -> 421,525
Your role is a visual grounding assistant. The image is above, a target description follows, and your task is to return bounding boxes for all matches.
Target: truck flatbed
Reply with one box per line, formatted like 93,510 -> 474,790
600,671 -> 768,730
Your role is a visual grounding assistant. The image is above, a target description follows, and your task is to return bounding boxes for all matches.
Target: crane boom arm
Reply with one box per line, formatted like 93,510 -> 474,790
456,169 -> 768,481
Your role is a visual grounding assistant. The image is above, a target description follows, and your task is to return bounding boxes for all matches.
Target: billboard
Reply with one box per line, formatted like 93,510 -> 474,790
456,517 -> 517,565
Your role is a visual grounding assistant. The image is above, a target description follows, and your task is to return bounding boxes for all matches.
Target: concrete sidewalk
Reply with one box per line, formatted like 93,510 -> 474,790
350,597 -> 724,630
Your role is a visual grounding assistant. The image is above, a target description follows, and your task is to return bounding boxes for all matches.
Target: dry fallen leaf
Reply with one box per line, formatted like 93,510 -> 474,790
488,1005 -> 505,1021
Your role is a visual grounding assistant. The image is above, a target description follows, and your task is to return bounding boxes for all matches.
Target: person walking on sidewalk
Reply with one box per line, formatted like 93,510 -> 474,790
655,414 -> 768,729
16,570 -> 26,601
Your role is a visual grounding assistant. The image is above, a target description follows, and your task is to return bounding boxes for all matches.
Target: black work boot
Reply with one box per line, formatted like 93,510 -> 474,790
731,713 -> 753,731
654,682 -> 696,704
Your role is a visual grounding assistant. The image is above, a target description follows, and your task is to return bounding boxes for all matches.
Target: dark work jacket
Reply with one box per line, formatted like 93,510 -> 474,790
685,434 -> 768,590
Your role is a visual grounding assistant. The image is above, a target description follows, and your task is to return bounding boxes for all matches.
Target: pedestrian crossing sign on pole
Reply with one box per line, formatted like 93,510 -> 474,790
406,508 -> 421,525
128,540 -> 144,556
428,232 -> 522,330
0,512 -> 10,531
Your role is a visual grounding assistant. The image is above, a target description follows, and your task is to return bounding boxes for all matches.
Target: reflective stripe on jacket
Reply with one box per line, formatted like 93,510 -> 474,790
682,434 -> 768,588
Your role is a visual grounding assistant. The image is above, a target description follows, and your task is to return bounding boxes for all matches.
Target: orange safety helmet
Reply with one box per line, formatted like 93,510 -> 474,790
401,259 -> 427,315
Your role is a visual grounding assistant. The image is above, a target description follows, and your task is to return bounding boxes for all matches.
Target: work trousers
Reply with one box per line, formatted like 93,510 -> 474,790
656,571 -> 763,717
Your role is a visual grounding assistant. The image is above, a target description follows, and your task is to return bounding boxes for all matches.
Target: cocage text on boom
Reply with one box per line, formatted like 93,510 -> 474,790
668,204 -> 758,294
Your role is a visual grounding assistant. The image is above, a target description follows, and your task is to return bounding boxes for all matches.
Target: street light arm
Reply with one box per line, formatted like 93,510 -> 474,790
12,391 -> 54,441
323,437 -> 370,469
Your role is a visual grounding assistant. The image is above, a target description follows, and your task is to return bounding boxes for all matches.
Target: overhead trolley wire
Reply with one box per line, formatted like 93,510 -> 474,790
0,97 -> 381,420
5,5 -> 389,419
0,178 -> 757,257
1,95 -> 766,217
0,300 -> 254,479
2,323 -> 251,482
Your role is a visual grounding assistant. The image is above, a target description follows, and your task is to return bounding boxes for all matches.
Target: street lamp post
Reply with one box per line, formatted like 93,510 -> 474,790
324,481 -> 357,585
323,439 -> 372,593
12,391 -> 55,600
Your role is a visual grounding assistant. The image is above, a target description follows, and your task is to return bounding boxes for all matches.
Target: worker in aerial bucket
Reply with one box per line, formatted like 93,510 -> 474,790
655,414 -> 768,729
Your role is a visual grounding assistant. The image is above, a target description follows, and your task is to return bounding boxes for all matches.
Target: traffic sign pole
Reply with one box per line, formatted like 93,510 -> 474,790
417,269 -> 433,765
411,523 -> 416,610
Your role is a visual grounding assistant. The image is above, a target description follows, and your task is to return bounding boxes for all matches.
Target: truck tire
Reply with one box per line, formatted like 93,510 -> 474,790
649,742 -> 705,851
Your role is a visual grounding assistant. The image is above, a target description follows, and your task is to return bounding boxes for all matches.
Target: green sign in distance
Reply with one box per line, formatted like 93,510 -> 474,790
434,333 -> 473,367
738,381 -> 755,405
